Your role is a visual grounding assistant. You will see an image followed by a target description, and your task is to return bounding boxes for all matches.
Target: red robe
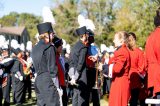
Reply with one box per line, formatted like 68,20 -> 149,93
129,48 -> 145,90
109,44 -> 130,106
145,27 -> 160,95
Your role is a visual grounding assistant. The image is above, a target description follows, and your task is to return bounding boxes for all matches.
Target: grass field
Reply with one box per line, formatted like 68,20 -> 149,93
8,91 -> 108,106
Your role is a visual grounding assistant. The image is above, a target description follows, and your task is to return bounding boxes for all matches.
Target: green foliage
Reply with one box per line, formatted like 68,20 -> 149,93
0,12 -> 18,26
0,12 -> 41,44
17,13 -> 41,43
52,0 -> 79,45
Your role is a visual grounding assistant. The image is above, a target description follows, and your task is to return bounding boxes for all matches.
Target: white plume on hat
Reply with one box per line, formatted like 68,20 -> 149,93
85,19 -> 95,31
20,43 -> 25,51
66,44 -> 71,54
78,14 -> 95,31
2,44 -> 8,50
109,45 -> 115,52
78,14 -> 86,27
26,41 -> 32,51
0,35 -> 6,48
100,44 -> 107,53
62,39 -> 66,49
2,40 -> 9,50
35,33 -> 39,42
11,39 -> 19,49
42,6 -> 56,25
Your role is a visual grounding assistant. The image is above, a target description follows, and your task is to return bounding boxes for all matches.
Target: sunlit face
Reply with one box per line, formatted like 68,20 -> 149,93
45,32 -> 55,43
81,34 -> 89,43
128,35 -> 136,48
2,50 -> 8,57
113,33 -> 123,47
57,45 -> 63,54
50,32 -> 56,41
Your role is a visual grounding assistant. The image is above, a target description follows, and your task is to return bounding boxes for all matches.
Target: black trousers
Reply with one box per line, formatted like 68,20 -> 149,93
35,74 -> 60,106
2,75 -> 11,106
72,88 -> 88,106
61,86 -> 68,106
130,88 -> 140,106
12,76 -> 25,104
23,75 -> 32,101
86,67 -> 100,106
0,77 -> 2,106
103,77 -> 111,95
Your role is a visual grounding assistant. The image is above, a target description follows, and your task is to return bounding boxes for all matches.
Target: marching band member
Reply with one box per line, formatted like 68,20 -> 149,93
68,26 -> 89,106
145,7 -> 160,105
86,29 -> 100,106
53,36 -> 68,106
1,46 -> 13,106
99,31 -> 130,106
128,32 -> 146,106
11,48 -> 25,105
31,22 -> 60,106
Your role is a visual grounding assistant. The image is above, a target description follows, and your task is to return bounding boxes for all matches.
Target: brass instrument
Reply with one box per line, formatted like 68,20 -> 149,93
92,60 -> 103,89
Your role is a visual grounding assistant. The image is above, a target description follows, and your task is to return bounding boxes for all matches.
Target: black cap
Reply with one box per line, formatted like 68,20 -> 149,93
37,22 -> 54,35
11,48 -> 22,55
52,36 -> 63,48
76,26 -> 87,36
87,29 -> 94,36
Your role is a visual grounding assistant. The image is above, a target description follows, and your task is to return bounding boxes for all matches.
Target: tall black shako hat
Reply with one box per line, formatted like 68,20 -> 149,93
37,22 -> 54,35
76,26 -> 87,36
87,29 -> 94,36
11,48 -> 22,55
52,36 -> 63,48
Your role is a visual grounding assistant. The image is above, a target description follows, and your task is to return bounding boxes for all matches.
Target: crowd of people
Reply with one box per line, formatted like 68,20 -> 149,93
0,6 -> 160,106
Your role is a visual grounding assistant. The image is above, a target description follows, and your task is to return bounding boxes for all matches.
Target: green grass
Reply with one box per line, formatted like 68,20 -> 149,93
8,91 -> 108,106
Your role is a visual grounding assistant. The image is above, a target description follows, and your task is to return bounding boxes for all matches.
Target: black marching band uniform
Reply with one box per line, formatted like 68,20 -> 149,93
11,48 -> 25,105
86,29 -> 100,106
68,26 -> 88,106
1,49 -> 14,106
31,22 -> 60,106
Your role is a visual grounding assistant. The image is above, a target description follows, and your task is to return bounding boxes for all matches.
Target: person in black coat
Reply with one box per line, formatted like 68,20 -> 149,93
31,22 -> 60,106
0,62 -> 3,106
85,29 -> 100,106
68,26 -> 89,106
1,48 -> 14,106
10,48 -> 25,105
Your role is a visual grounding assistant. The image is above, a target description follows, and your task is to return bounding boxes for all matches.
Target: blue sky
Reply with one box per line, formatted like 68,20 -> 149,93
0,0 -> 55,17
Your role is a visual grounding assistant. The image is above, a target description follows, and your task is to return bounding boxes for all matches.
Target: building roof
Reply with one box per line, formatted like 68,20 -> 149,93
0,26 -> 25,36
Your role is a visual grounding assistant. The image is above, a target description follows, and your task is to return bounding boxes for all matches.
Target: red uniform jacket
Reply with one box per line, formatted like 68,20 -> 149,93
56,54 -> 66,87
109,44 -> 131,106
129,48 -> 145,89
145,27 -> 160,95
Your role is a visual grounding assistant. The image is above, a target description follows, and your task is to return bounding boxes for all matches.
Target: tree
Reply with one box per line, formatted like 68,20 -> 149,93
52,0 -> 79,45
113,0 -> 158,47
18,13 -> 41,43
0,12 -> 41,43
0,12 -> 18,26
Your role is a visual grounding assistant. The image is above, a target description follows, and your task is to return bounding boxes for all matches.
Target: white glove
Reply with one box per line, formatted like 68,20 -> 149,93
109,64 -> 114,78
68,67 -> 75,79
70,75 -> 76,85
57,88 -> 63,97
15,74 -> 19,79
31,77 -> 35,82
19,76 -> 23,81
52,77 -> 59,88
